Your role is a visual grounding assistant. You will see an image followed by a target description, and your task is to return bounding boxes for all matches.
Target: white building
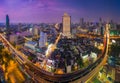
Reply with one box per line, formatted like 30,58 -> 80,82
46,59 -> 55,72
66,65 -> 71,73
39,32 -> 47,48
24,41 -> 37,50
55,23 -> 60,30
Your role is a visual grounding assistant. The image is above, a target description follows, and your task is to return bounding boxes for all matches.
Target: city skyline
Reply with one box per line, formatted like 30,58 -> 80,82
0,0 -> 120,23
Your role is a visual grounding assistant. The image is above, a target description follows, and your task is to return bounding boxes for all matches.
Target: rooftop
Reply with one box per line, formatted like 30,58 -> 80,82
26,41 -> 37,46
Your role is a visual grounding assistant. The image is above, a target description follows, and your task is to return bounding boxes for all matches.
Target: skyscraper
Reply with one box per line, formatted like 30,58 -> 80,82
18,23 -> 22,32
80,18 -> 84,27
100,27 -> 104,36
99,17 -> 102,27
33,26 -> 39,36
6,14 -> 10,29
62,13 -> 71,37
39,31 -> 47,48
106,23 -> 110,32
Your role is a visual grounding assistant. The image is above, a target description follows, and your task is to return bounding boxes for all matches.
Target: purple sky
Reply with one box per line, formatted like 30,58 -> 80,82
0,0 -> 120,23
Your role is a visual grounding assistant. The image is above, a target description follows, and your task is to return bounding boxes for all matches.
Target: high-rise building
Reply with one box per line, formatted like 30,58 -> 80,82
6,14 -> 10,29
110,20 -> 117,30
99,17 -> 102,27
33,26 -> 39,36
106,23 -> 110,33
9,34 -> 25,45
100,27 -> 104,36
18,23 -> 22,32
62,13 -> 71,37
55,23 -> 60,30
80,18 -> 84,27
39,31 -> 47,47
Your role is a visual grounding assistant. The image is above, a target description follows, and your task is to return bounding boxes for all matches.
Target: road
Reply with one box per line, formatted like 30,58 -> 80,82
71,28 -> 110,83
76,33 -> 120,39
0,30 -> 111,83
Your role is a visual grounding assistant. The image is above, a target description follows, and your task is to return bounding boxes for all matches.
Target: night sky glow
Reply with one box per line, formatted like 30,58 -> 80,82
0,0 -> 120,23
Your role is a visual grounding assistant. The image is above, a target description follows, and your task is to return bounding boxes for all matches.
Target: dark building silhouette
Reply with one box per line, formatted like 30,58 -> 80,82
99,17 -> 102,27
6,14 -> 11,40
101,27 -> 104,36
80,18 -> 84,27
6,14 -> 10,29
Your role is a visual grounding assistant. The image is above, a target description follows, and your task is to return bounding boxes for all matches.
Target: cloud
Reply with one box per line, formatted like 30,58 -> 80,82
0,0 -> 120,23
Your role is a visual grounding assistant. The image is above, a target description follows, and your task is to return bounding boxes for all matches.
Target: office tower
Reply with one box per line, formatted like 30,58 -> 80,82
33,27 -> 39,36
62,13 -> 71,37
106,23 -> 110,32
39,31 -> 47,47
99,17 -> 102,27
6,14 -> 11,40
99,18 -> 102,23
9,34 -> 25,45
100,27 -> 104,36
110,20 -> 116,30
18,23 -> 22,32
80,18 -> 84,26
55,23 -> 60,32
6,14 -> 10,29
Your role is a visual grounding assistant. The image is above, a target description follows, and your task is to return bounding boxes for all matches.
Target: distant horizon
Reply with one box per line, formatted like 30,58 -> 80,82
0,15 -> 119,24
0,0 -> 120,23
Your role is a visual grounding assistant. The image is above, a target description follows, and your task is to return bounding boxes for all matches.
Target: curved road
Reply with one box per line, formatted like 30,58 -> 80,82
0,30 -> 109,83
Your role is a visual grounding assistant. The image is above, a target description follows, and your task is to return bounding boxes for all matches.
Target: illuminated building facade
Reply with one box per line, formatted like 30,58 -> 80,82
62,13 -> 71,37
39,31 -> 47,47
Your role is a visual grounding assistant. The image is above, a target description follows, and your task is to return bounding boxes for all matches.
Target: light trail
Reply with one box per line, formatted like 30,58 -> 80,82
41,33 -> 62,68
0,30 -> 118,83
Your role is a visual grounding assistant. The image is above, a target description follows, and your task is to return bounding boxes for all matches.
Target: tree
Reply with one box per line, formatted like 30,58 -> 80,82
77,58 -> 84,68
110,44 -> 120,57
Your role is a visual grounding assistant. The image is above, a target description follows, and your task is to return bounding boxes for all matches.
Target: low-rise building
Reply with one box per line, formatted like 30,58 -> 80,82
24,41 -> 37,50
9,34 -> 24,45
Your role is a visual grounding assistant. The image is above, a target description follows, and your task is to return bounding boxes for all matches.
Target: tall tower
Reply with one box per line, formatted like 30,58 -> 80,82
39,31 -> 47,48
80,18 -> 84,26
106,23 -> 110,34
33,26 -> 39,36
99,17 -> 102,27
100,26 -> 104,36
18,23 -> 22,32
62,13 -> 71,37
6,14 -> 10,29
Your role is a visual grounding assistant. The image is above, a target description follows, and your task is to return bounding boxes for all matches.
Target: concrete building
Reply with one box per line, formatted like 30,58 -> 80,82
80,18 -> 84,27
99,17 -> 102,27
18,23 -> 22,32
9,34 -> 24,45
66,65 -> 71,73
9,31 -> 33,45
33,26 -> 39,36
100,27 -> 104,36
6,14 -> 10,30
62,13 -> 71,37
24,41 -> 37,50
106,23 -> 110,31
39,31 -> 47,47
9,34 -> 16,43
46,59 -> 55,72
55,23 -> 60,31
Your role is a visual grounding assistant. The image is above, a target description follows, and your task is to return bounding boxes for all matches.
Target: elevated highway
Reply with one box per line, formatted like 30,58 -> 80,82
76,33 -> 120,39
0,31 -> 109,83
